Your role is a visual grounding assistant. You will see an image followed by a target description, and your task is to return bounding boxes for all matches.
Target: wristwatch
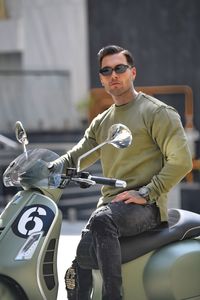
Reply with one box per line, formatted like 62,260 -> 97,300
138,186 -> 150,202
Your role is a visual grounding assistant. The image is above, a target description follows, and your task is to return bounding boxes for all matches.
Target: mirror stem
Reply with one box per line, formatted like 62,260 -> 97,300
77,140 -> 107,172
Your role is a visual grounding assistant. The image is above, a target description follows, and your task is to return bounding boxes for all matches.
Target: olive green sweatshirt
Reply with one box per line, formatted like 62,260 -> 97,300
63,92 -> 192,221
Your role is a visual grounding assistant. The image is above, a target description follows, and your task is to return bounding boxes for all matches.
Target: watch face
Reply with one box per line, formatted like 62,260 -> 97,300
139,187 -> 149,198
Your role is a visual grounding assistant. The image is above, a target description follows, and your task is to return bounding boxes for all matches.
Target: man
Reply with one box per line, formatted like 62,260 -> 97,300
53,45 -> 192,299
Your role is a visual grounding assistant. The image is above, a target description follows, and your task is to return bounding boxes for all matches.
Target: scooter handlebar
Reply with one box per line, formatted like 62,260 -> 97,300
89,175 -> 127,188
63,169 -> 127,189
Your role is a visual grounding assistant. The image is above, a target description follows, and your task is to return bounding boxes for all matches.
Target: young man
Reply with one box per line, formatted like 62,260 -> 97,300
53,45 -> 192,299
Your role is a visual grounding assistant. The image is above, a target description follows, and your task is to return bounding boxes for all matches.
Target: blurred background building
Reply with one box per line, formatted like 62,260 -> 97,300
0,0 -> 200,219
0,0 -> 89,132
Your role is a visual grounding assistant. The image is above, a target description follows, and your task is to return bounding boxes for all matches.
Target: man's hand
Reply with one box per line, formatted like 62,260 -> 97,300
47,156 -> 66,171
111,190 -> 147,205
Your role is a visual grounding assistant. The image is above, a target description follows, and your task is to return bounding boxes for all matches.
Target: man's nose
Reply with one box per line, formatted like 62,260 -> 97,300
111,70 -> 119,78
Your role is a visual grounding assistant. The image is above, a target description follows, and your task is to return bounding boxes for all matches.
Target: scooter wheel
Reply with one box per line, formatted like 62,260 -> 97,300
0,276 -> 28,300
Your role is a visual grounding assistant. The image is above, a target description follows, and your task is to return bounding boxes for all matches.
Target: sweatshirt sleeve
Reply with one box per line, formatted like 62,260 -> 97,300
61,118 -> 100,171
146,107 -> 193,201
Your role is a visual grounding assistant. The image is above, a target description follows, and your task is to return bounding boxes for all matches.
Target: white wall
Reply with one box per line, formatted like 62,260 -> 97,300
0,0 -> 89,131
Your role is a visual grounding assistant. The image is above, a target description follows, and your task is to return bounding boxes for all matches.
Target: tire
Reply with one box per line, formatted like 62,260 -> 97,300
0,276 -> 28,300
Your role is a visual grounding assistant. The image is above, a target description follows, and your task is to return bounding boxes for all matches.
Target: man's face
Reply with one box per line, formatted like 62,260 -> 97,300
99,52 -> 136,98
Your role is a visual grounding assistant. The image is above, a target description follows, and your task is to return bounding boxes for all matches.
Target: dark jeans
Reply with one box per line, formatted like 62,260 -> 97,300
75,201 -> 161,300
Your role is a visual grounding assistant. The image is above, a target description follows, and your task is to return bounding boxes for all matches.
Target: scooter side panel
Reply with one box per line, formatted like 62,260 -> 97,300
0,190 -> 62,300
92,238 -> 200,300
144,238 -> 200,300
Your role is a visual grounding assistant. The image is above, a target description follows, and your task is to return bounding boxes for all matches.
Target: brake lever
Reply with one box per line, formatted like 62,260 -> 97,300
59,168 -> 95,189
71,177 -> 96,186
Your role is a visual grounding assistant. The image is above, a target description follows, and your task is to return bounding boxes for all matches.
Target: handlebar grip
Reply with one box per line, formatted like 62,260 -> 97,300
90,175 -> 127,188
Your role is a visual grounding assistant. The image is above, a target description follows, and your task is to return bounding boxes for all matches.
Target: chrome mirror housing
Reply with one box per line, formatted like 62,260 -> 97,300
77,123 -> 132,172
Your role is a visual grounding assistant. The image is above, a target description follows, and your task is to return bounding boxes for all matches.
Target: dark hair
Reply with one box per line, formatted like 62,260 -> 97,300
97,45 -> 134,67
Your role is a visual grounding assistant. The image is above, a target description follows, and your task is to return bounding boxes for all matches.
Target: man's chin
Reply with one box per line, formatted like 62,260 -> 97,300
108,88 -> 124,97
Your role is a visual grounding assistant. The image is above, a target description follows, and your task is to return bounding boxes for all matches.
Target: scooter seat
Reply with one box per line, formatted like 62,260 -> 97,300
119,208 -> 200,263
77,208 -> 200,268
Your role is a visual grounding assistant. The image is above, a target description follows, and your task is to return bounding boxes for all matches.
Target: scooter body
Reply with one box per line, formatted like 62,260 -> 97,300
1,121 -> 200,300
0,188 -> 62,300
0,122 -> 132,299
92,238 -> 200,300
91,208 -> 200,300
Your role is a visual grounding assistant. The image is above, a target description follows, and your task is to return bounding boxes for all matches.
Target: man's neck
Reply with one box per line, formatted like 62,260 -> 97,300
112,88 -> 138,106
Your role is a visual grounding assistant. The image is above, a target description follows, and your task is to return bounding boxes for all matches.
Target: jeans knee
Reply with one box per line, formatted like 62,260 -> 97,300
89,213 -> 118,236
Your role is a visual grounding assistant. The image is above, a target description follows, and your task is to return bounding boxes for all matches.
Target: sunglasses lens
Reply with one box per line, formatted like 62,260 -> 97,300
99,64 -> 130,76
100,67 -> 112,76
115,65 -> 128,74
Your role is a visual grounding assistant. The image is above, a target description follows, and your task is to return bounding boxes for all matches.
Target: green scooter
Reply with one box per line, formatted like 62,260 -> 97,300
0,121 -> 200,300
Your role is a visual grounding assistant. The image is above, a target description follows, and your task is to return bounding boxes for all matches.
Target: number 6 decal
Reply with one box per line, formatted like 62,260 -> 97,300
12,205 -> 55,238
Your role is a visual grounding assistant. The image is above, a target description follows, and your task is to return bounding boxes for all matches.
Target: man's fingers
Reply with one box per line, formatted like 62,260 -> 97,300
112,190 -> 147,205
112,192 -> 129,202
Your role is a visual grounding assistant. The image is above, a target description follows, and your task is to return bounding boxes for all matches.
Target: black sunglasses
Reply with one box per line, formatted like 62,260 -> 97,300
99,64 -> 131,76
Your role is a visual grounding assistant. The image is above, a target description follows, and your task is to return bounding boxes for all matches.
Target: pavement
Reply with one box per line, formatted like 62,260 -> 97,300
57,220 -> 87,300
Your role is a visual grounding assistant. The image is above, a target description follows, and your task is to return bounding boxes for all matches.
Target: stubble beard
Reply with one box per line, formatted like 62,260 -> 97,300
108,85 -> 132,99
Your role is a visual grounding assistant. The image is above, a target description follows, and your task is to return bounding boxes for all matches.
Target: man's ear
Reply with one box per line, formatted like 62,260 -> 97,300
99,74 -> 104,86
131,67 -> 137,80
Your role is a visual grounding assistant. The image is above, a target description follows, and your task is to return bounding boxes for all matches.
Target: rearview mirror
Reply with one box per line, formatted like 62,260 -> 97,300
107,123 -> 132,149
77,123 -> 132,172
15,121 -> 29,155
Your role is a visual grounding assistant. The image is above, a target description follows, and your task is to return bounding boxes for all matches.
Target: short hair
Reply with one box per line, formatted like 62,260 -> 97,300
97,45 -> 134,67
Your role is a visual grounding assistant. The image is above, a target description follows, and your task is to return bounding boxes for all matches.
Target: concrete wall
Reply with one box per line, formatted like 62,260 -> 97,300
0,0 -> 89,132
